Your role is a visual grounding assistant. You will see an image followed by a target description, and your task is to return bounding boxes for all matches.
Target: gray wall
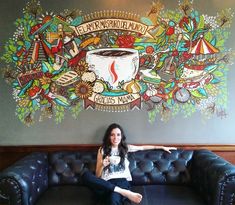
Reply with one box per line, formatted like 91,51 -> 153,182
0,0 -> 235,145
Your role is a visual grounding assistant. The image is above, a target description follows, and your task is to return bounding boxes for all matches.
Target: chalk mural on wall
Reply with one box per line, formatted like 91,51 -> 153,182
1,0 -> 234,126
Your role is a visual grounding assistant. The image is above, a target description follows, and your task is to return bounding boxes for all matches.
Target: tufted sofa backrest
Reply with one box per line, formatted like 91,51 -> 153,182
48,150 -> 194,186
48,151 -> 97,186
129,150 -> 193,185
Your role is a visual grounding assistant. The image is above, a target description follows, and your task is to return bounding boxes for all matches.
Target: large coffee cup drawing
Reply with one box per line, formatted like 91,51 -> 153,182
86,48 -> 139,90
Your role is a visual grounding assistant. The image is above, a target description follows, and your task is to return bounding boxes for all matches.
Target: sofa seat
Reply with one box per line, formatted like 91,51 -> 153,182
134,185 -> 207,205
34,184 -> 206,205
35,186 -> 95,205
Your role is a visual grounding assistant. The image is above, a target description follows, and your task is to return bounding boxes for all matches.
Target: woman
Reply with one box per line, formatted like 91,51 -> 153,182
82,123 -> 176,205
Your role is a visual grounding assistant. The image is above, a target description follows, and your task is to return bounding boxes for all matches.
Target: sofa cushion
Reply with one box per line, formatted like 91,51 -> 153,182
35,185 -> 95,205
34,184 -> 206,205
139,185 -> 207,205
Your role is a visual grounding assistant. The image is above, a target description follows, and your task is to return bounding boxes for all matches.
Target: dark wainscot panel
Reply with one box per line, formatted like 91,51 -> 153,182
0,144 -> 235,171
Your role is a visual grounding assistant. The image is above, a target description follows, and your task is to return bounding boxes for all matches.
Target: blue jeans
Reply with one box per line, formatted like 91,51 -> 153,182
81,170 -> 131,205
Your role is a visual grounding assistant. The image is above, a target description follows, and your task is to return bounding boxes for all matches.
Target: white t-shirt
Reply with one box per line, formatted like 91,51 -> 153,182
101,147 -> 132,181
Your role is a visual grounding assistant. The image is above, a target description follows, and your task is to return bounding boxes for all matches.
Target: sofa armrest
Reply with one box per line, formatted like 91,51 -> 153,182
0,152 -> 48,205
191,149 -> 235,205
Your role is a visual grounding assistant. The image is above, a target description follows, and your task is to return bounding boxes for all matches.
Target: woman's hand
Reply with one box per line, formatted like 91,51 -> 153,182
162,146 -> 177,153
102,156 -> 110,167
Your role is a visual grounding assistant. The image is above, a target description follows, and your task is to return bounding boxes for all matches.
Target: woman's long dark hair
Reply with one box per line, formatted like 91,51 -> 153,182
101,123 -> 128,168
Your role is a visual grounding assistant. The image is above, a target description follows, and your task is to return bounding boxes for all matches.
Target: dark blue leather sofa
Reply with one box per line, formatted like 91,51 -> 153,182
0,149 -> 235,205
